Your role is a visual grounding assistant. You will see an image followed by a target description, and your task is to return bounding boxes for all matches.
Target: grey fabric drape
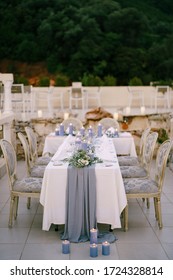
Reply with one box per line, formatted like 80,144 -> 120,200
61,166 -> 96,242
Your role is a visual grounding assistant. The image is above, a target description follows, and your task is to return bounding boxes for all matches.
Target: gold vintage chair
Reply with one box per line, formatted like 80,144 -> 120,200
25,126 -> 51,165
120,132 -> 158,179
123,139 -> 173,231
99,117 -> 120,131
118,127 -> 151,166
18,132 -> 45,178
0,139 -> 42,227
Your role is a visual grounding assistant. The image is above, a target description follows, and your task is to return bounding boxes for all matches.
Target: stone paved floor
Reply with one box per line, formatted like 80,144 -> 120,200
0,159 -> 173,260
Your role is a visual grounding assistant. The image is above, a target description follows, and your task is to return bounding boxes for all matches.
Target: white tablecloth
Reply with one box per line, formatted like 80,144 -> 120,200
40,135 -> 127,231
43,132 -> 137,157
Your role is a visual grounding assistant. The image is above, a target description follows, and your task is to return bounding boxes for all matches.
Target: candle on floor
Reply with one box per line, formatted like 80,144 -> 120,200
59,123 -> 64,136
64,112 -> 69,120
97,123 -> 102,137
90,228 -> 97,244
90,243 -> 98,258
21,113 -> 26,121
140,106 -> 146,115
102,241 -> 110,256
125,106 -> 131,115
37,110 -> 42,118
62,240 -> 70,254
113,112 -> 119,120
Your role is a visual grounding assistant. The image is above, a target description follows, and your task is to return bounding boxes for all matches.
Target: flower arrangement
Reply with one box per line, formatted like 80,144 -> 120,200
64,149 -> 102,168
105,127 -> 119,138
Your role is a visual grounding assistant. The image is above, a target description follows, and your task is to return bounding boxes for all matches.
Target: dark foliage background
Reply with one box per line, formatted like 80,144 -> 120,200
0,0 -> 173,85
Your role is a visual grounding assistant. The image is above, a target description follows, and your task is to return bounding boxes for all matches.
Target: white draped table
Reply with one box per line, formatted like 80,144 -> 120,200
43,132 -> 137,157
40,135 -> 127,231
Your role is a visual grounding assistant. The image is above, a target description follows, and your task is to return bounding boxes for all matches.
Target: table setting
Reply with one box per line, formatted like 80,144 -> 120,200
43,122 -> 137,157
40,126 -> 127,243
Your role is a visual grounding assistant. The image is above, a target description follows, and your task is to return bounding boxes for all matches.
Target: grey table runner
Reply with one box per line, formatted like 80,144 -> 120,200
61,166 -> 97,242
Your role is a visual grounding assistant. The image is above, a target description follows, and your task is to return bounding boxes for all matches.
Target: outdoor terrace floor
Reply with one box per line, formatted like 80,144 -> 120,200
0,159 -> 173,260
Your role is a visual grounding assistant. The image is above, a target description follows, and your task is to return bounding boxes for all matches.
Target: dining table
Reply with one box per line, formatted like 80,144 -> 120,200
42,131 -> 137,157
40,134 -> 127,232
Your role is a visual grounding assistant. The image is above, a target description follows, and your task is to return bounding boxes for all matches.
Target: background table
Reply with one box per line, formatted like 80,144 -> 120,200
43,132 -> 137,157
40,136 -> 127,231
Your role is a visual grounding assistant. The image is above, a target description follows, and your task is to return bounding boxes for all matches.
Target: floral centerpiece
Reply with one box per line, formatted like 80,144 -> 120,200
64,149 -> 102,168
105,127 -> 119,138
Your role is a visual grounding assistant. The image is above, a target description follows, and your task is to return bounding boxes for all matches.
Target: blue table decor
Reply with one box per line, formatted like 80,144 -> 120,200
59,123 -> 64,136
90,243 -> 98,257
97,123 -> 102,137
90,228 -> 98,244
62,240 -> 70,254
102,241 -> 110,255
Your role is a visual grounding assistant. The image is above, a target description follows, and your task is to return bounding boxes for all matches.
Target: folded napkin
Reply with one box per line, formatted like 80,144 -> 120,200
51,135 -> 74,161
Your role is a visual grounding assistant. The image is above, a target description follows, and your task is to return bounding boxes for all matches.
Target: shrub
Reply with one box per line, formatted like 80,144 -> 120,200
129,77 -> 143,86
82,74 -> 103,86
103,75 -> 117,86
38,76 -> 50,86
55,74 -> 70,86
14,75 -> 29,85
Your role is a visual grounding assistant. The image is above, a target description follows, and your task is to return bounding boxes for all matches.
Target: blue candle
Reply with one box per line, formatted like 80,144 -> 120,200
97,123 -> 102,137
55,128 -> 59,136
114,128 -> 119,138
102,241 -> 110,256
88,129 -> 93,138
59,123 -> 64,136
90,228 -> 97,244
80,127 -> 85,136
62,240 -> 70,254
75,137 -> 81,145
88,126 -> 93,137
81,140 -> 87,151
69,123 -> 73,135
90,243 -> 98,258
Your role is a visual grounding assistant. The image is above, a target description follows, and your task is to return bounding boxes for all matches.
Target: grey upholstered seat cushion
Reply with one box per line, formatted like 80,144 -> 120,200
118,156 -> 140,166
123,178 -> 158,194
13,177 -> 42,192
30,165 -> 45,178
35,156 -> 51,165
120,165 -> 147,178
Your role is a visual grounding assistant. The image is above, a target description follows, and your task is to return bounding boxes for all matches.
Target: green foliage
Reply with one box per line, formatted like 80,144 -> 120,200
81,74 -> 103,86
103,75 -> 117,86
0,0 -> 173,85
14,75 -> 29,85
157,128 -> 169,144
55,74 -> 70,86
38,76 -> 50,87
129,77 -> 143,86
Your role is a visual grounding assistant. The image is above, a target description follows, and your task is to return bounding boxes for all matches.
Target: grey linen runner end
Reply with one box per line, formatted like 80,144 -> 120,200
61,166 -> 97,243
